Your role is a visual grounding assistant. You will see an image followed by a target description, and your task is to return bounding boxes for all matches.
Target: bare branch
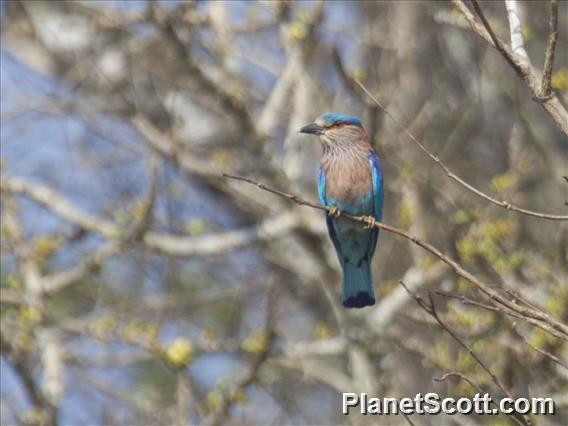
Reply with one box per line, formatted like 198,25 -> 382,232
271,357 -> 352,392
434,372 -> 486,395
1,176 -> 117,237
435,290 -> 567,341
1,334 -> 55,423
144,210 -> 303,256
504,0 -> 529,62
203,285 -> 277,426
399,282 -> 530,426
469,0 -> 528,74
39,328 -> 65,410
131,114 -> 286,213
451,0 -> 568,134
370,263 -> 448,332
8,158 -> 158,295
148,2 -> 257,138
131,115 -> 221,179
510,322 -> 567,369
541,0 -> 558,98
1,175 -> 303,258
175,372 -> 192,426
354,80 -> 568,221
223,173 -> 568,339
74,369 -> 158,421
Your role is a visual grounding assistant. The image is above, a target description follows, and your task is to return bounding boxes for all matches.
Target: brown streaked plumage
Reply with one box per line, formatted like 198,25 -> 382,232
321,125 -> 373,204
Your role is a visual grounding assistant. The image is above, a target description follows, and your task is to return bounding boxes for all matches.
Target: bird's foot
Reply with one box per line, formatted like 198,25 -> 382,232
328,207 -> 341,219
362,215 -> 377,229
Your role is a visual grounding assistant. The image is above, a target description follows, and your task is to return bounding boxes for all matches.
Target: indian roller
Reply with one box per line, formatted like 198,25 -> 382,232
300,113 -> 383,308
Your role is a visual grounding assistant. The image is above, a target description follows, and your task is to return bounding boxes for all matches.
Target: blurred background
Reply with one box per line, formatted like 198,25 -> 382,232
1,1 -> 566,425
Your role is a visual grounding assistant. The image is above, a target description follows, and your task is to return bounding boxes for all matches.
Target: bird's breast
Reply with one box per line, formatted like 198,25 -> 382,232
322,152 -> 373,206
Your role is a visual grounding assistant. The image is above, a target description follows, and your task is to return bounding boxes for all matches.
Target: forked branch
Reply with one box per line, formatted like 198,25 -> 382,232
353,80 -> 567,221
223,173 -> 568,340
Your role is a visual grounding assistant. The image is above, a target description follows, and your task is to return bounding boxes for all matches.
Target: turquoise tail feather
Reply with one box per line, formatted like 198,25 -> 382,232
342,259 -> 375,308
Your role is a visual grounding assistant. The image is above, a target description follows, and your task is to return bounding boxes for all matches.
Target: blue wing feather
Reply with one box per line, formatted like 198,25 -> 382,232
368,151 -> 384,258
317,167 -> 327,206
318,168 -> 343,264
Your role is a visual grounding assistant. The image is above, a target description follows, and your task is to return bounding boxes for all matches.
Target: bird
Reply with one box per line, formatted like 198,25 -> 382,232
300,112 -> 383,308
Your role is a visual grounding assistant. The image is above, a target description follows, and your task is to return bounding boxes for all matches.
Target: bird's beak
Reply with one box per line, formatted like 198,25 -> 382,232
299,123 -> 324,135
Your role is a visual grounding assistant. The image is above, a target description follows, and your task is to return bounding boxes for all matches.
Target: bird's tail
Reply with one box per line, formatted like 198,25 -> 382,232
342,259 -> 375,308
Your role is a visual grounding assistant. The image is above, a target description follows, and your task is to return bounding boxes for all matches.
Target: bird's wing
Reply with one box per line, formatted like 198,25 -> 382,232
369,151 -> 384,220
317,166 -> 327,206
319,167 -> 343,263
368,150 -> 384,257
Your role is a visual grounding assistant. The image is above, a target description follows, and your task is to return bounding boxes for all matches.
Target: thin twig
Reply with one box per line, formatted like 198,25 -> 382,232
399,282 -> 530,426
434,372 -> 502,420
222,175 -> 568,340
435,290 -> 566,340
510,322 -> 567,370
401,412 -> 416,426
434,372 -> 486,395
353,80 -> 568,221
500,288 -> 543,312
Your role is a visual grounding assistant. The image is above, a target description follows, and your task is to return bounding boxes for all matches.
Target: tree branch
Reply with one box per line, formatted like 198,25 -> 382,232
1,334 -> 55,423
510,321 -> 567,369
435,290 -> 566,340
399,282 -> 530,426
451,0 -> 568,134
541,0 -> 558,98
203,285 -> 277,426
1,175 -> 303,258
354,80 -> 568,220
504,0 -> 529,62
434,372 -> 486,395
223,173 -> 568,339
369,263 -> 449,332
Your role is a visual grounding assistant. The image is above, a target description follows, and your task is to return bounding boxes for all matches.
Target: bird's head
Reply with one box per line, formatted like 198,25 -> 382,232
300,112 -> 366,148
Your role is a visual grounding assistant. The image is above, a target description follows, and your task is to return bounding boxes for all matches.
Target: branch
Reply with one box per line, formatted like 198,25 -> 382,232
39,328 -> 64,411
148,2 -> 257,138
0,335 -> 52,418
435,290 -> 567,340
223,173 -> 568,339
12,158 -> 158,295
451,0 -> 568,134
504,0 -> 529,62
175,372 -> 192,426
1,176 -> 117,237
144,210 -> 303,256
74,369 -> 158,421
399,282 -> 530,426
203,286 -> 277,426
369,263 -> 449,332
271,357 -> 352,393
131,114 -> 287,213
131,115 -> 221,179
541,0 -> 558,98
1,175 -> 303,258
434,372 -> 486,395
469,0 -> 530,75
354,80 -> 568,221
283,337 -> 347,358
510,321 -> 567,369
